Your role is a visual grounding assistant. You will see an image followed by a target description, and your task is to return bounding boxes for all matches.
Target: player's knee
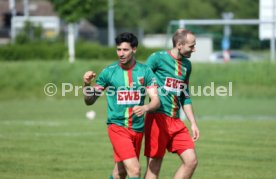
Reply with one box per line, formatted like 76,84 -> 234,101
181,149 -> 198,170
186,157 -> 198,169
113,168 -> 127,179
129,165 -> 141,176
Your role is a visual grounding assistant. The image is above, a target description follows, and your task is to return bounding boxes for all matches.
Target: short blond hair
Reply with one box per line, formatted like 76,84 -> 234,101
172,29 -> 194,47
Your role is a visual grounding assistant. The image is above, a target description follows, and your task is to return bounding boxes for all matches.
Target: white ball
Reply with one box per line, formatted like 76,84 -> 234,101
86,110 -> 96,120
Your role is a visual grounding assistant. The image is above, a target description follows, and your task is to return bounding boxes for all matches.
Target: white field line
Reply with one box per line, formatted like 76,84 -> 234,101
32,131 -> 101,137
0,131 -> 105,138
0,120 -> 65,126
197,115 -> 276,120
1,115 -> 276,127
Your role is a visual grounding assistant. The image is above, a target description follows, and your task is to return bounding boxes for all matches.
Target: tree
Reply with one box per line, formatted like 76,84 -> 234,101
48,0 -> 106,62
50,0 -> 259,51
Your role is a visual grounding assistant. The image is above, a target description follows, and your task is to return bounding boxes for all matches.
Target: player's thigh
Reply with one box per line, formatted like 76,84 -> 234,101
133,131 -> 143,159
168,121 -> 194,155
108,124 -> 137,162
144,113 -> 169,158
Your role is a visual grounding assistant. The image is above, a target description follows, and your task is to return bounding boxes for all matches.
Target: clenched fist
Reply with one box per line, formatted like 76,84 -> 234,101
133,105 -> 149,117
83,71 -> 96,85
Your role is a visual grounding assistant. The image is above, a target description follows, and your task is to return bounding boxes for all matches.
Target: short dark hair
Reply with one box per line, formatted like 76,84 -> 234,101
115,32 -> 138,48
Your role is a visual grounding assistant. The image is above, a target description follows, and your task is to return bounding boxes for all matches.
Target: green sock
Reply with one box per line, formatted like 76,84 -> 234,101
109,175 -> 114,179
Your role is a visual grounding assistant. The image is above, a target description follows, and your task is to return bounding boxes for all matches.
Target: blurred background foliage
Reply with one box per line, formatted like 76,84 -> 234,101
86,0 -> 258,33
48,0 -> 263,51
3,0 -> 261,60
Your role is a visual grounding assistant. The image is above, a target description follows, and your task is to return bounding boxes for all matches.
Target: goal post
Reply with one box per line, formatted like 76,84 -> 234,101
167,19 -> 276,62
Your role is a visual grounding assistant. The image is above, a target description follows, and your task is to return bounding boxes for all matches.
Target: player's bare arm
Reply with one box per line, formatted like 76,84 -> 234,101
83,71 -> 100,105
183,104 -> 200,141
133,87 -> 160,117
83,71 -> 96,85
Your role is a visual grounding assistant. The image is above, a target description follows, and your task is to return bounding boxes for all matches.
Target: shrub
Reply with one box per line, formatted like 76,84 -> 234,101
0,43 -> 66,61
0,42 -> 162,61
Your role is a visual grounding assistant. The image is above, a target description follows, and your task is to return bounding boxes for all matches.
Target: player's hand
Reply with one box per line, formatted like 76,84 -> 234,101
133,105 -> 148,117
83,71 -> 96,85
191,124 -> 200,142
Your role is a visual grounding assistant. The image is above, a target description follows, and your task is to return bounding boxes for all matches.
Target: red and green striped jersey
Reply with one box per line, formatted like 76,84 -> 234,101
146,50 -> 192,118
94,61 -> 157,132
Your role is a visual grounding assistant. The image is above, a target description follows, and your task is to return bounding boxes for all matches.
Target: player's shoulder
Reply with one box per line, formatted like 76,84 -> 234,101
149,50 -> 168,58
184,58 -> 192,67
147,51 -> 169,65
101,62 -> 119,71
136,61 -> 147,67
135,61 -> 152,70
183,58 -> 192,65
182,58 -> 192,72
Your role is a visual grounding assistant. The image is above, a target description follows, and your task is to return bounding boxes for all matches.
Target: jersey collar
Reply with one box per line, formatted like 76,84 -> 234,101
167,50 -> 182,61
118,60 -> 136,70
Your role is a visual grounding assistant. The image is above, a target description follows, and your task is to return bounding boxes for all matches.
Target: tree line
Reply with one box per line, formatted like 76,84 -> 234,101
49,0 -> 262,49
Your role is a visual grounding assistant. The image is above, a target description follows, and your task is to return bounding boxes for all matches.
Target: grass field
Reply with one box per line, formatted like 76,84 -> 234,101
1,60 -> 276,178
1,97 -> 276,179
0,60 -> 276,99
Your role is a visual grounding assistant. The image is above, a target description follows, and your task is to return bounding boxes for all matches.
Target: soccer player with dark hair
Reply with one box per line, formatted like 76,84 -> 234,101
83,32 -> 160,179
144,29 -> 200,179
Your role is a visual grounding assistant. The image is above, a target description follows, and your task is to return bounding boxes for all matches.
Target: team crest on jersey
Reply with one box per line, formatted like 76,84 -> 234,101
164,77 -> 186,92
138,77 -> 144,85
117,90 -> 141,104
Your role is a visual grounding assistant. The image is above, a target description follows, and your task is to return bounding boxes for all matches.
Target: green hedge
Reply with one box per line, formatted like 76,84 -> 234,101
0,42 -> 161,61
1,60 -> 276,100
0,43 -> 66,61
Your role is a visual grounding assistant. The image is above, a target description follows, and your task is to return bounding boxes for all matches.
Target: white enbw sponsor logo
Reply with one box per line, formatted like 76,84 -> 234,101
117,90 -> 141,104
164,77 -> 186,93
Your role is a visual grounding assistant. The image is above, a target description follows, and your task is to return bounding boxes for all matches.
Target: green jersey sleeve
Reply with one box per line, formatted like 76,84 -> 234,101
181,64 -> 192,106
144,66 -> 157,87
95,68 -> 109,90
146,52 -> 159,72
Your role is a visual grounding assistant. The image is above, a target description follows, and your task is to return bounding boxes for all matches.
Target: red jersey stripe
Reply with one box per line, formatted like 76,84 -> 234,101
178,60 -> 182,76
128,69 -> 133,129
